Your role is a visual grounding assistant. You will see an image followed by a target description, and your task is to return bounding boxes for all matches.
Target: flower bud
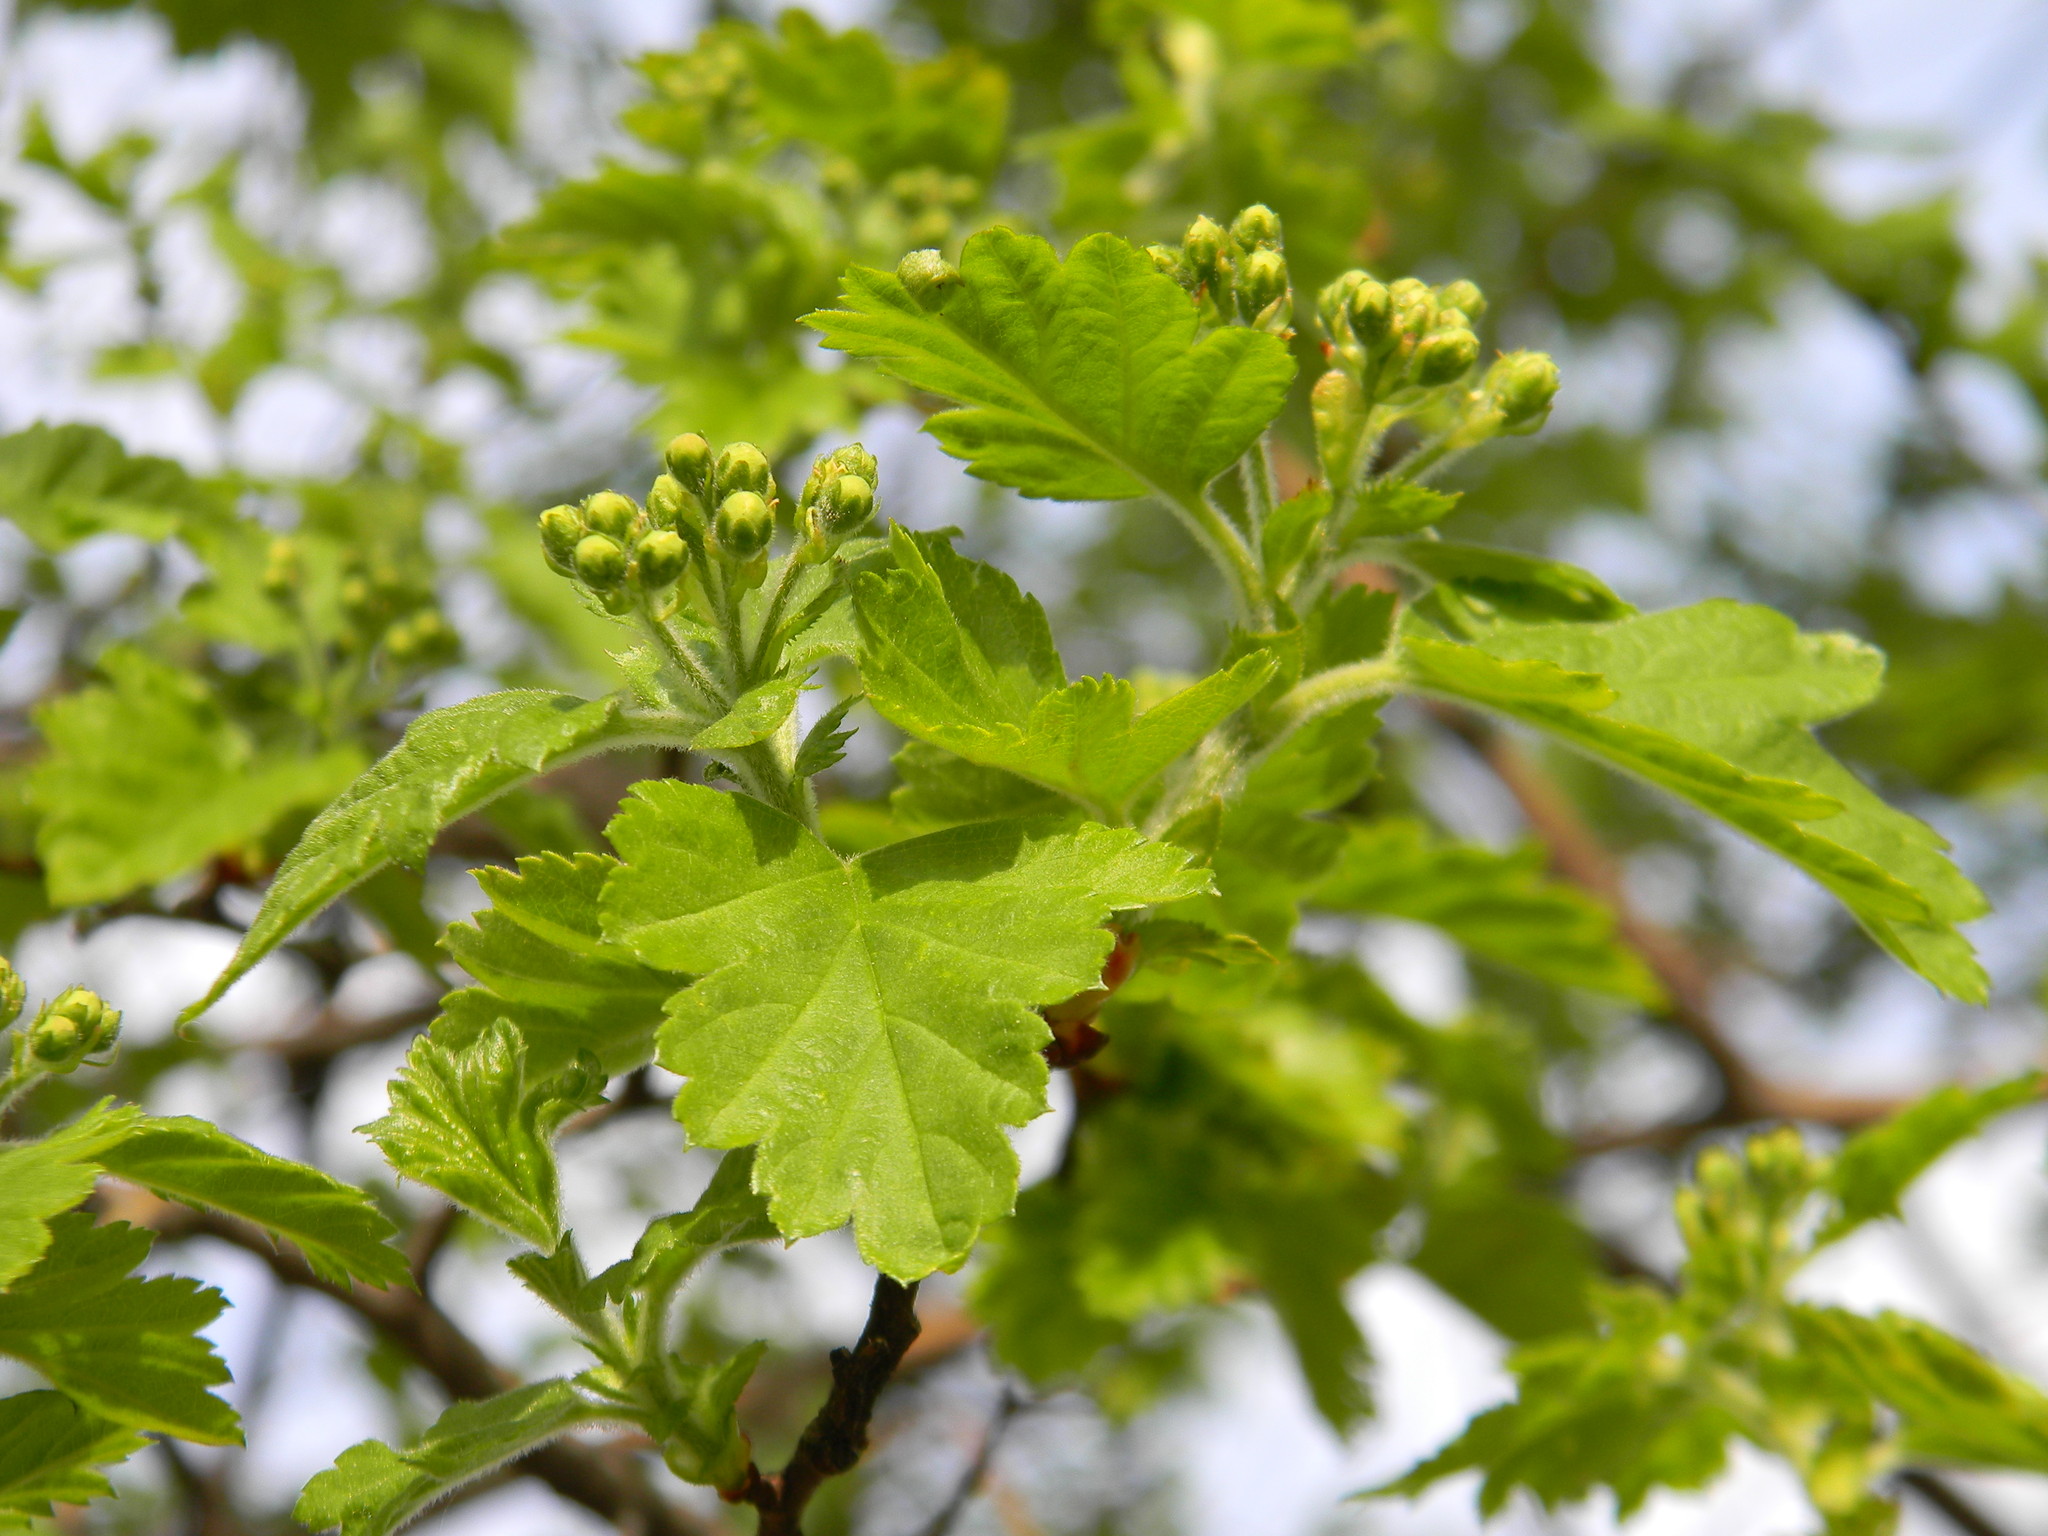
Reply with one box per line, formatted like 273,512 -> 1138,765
385,610 -> 459,667
583,491 -> 638,542
574,534 -> 629,587
1182,215 -> 1229,282
0,957 -> 24,1030
29,987 -> 120,1071
1145,243 -> 1182,276
1436,279 -> 1486,320
645,474 -> 685,530
634,530 -> 688,589
538,506 -> 583,573
1347,278 -> 1392,345
664,433 -> 712,490
261,537 -> 300,600
713,442 -> 772,499
1387,277 -> 1435,339
799,443 -> 878,512
897,249 -> 962,311
339,573 -> 377,622
713,491 -> 773,561
1485,350 -> 1560,434
1411,327 -> 1479,386
1230,203 -> 1282,252
1237,248 -> 1289,316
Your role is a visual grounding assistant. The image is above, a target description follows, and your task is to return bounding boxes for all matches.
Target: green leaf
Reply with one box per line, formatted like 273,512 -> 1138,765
437,852 -> 684,1078
30,648 -> 364,906
0,423 -> 225,550
601,781 -> 1209,1278
296,1380 -> 604,1536
0,1214 -> 238,1444
1312,818 -> 1663,1003
1399,602 -> 1989,1000
95,1116 -> 411,1291
1819,1073 -> 2044,1245
793,691 -> 861,779
806,228 -> 1295,505
0,1103 -> 143,1290
361,1022 -> 606,1251
692,674 -> 806,751
1344,481 -> 1459,539
0,1391 -> 147,1521
1408,1172 -> 1597,1342
857,528 -> 1275,816
186,689 -> 647,1022
1262,485 -> 1329,589
610,1148 -> 779,1300
1391,541 -> 1635,624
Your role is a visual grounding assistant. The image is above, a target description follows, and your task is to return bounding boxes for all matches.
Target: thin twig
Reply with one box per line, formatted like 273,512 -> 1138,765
913,1387 -> 1025,1536
1898,1470 -> 2014,1536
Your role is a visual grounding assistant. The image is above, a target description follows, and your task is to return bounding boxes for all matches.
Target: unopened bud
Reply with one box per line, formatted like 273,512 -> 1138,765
385,611 -> 459,667
574,534 -> 629,587
713,442 -> 772,499
1182,215 -> 1228,281
0,957 -> 23,1030
1485,350 -> 1560,433
799,443 -> 878,511
29,987 -> 119,1071
634,530 -> 688,589
261,537 -> 300,600
1347,278 -> 1391,344
645,474 -> 686,530
713,491 -> 773,561
1145,243 -> 1182,276
1411,327 -> 1479,386
664,433 -> 712,490
539,506 -> 583,572
1388,277 -> 1435,339
897,249 -> 962,311
339,574 -> 377,621
583,491 -> 638,542
1436,279 -> 1486,320
1230,203 -> 1282,252
1238,248 -> 1289,316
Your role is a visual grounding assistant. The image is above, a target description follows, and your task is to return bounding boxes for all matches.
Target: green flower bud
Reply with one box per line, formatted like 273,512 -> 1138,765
1485,350 -> 1560,433
538,506 -> 583,573
713,442 -> 772,499
1388,277 -> 1435,339
261,537 -> 300,600
1347,277 -> 1392,345
29,987 -> 119,1071
713,491 -> 773,561
804,474 -> 876,553
0,957 -> 23,1030
574,533 -> 629,587
634,529 -> 689,589
385,611 -> 459,667
645,474 -> 685,530
1411,327 -> 1479,386
664,433 -> 712,490
897,249 -> 962,311
798,443 -> 879,512
339,573 -> 378,622
1436,279 -> 1486,320
1237,248 -> 1289,316
583,491 -> 638,542
1145,243 -> 1182,276
1230,203 -> 1282,251
1181,215 -> 1229,281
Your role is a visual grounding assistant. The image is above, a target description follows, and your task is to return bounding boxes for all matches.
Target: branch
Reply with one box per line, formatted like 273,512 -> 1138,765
148,1205 -> 712,1536
728,1274 -> 923,1535
912,1388 -> 1024,1536
1898,1470 -> 2014,1536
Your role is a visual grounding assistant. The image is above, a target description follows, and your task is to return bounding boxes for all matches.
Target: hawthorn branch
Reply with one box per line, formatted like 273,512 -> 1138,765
149,1206 -> 711,1536
1898,1469 -> 2013,1536
728,1274 -> 923,1535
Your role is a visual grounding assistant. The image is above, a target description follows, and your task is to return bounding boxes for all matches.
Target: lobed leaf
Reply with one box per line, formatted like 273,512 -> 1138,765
0,1103 -> 143,1290
601,781 -> 1209,1278
0,1391 -> 148,1523
0,423 -> 225,550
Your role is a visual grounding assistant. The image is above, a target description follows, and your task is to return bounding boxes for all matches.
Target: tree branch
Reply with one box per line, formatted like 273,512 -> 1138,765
1898,1469 -> 2014,1536
727,1274 -> 923,1535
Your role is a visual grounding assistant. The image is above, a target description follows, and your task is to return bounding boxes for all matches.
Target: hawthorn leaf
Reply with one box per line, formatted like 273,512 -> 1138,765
95,1116 -> 411,1290
793,691 -> 861,779
601,780 -> 1209,1278
692,674 -> 806,751
1399,602 -> 1989,1001
296,1380 -> 604,1536
1312,818 -> 1662,1003
0,1214 -> 237,1444
1262,485 -> 1329,589
806,227 -> 1295,504
857,528 -> 1275,816
437,852 -> 683,1077
362,1021 -> 607,1251
1818,1073 -> 2044,1245
607,1148 -> 778,1301
0,1103 -> 144,1290
0,1392 -> 148,1522
0,422 -> 225,550
1390,541 -> 1635,624
1344,481 -> 1459,539
30,648 -> 364,906
186,689 -> 648,1022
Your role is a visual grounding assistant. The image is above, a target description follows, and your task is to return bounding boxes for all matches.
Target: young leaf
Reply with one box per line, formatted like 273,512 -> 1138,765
30,648 -> 364,906
0,1103 -> 144,1290
1399,602 -> 1989,1000
186,690 -> 647,1022
793,691 -> 862,779
601,780 -> 1210,1278
437,852 -> 683,1077
1390,541 -> 1635,624
0,422 -> 224,550
0,1391 -> 148,1522
1818,1073 -> 2044,1245
95,1116 -> 411,1291
1262,485 -> 1329,590
806,228 -> 1295,505
614,1148 -> 778,1299
0,1214 -> 238,1444
362,1022 -> 606,1251
1311,818 -> 1663,1003
295,1380 -> 604,1536
856,528 -> 1276,816
692,674 -> 806,751
1344,481 -> 1459,539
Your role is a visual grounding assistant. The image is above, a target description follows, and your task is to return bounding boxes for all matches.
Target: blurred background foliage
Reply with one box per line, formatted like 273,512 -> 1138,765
0,0 -> 2045,1532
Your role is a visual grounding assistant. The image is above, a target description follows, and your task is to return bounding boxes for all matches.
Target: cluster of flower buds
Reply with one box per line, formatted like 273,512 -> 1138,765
22,984 -> 121,1074
1145,204 -> 1294,335
795,443 -> 879,562
263,537 -> 461,671
878,166 -> 981,251
1318,271 -> 1486,393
